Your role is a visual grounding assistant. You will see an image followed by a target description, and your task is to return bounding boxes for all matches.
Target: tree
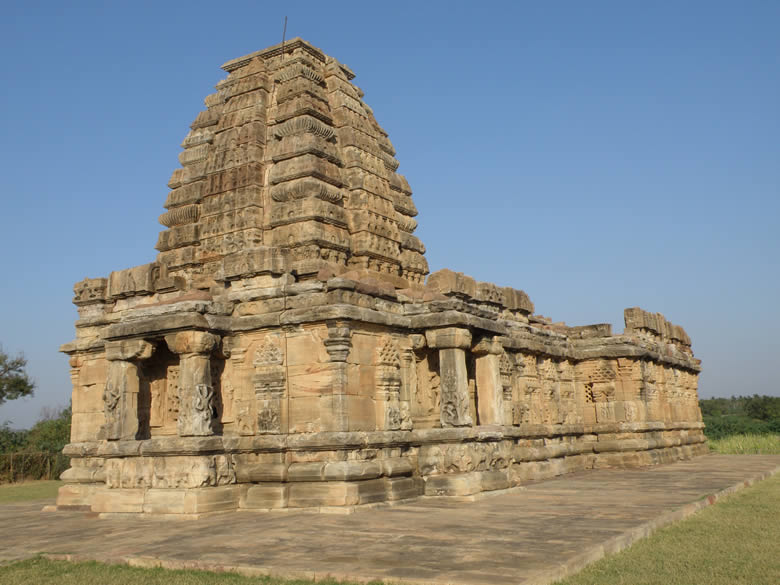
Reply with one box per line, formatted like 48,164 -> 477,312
25,405 -> 71,452
0,347 -> 35,405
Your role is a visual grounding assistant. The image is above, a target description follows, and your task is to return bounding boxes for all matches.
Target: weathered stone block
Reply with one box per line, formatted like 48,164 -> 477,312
386,476 -> 424,500
182,485 -> 242,514
288,397 -> 322,433
287,363 -> 337,398
424,472 -> 482,496
56,483 -> 99,509
288,462 -> 325,482
356,478 -> 391,504
347,396 -> 376,431
323,460 -> 382,481
92,488 -> 145,513
479,470 -> 511,492
288,481 -> 359,507
242,484 -> 289,509
235,462 -> 287,483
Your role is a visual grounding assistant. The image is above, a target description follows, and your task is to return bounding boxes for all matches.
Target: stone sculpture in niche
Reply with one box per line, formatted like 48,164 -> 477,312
57,38 -> 706,516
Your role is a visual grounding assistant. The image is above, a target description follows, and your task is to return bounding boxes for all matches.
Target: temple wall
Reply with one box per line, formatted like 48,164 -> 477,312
59,296 -> 705,515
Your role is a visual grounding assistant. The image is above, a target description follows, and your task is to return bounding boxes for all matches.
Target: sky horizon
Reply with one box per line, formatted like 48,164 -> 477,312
1,1 -> 778,428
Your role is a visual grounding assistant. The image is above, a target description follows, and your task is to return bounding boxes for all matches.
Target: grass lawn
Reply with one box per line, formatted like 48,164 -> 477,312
0,557 -> 368,585
0,480 -> 61,504
553,471 -> 780,585
708,433 -> 780,454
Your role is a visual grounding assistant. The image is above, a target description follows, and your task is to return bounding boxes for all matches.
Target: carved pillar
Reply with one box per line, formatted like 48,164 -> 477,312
557,360 -> 578,424
499,352 -> 514,426
399,346 -> 416,430
101,340 -> 155,441
323,321 -> 351,431
640,360 -> 660,421
165,331 -> 219,437
472,337 -> 504,426
514,354 -> 532,425
425,327 -> 472,427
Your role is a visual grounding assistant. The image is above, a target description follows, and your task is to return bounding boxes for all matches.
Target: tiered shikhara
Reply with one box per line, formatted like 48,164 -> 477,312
59,39 -> 705,516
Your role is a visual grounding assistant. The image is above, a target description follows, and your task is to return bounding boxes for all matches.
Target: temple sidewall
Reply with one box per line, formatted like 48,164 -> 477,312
59,312 -> 705,515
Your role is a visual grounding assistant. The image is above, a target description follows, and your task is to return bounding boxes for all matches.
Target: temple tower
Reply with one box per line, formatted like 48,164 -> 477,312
158,38 -> 427,291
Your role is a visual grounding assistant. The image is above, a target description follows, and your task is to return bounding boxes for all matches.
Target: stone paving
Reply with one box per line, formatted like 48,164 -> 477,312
2,454 -> 779,585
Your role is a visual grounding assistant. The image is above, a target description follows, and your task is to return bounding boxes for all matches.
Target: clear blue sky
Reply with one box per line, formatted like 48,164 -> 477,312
1,1 -> 778,428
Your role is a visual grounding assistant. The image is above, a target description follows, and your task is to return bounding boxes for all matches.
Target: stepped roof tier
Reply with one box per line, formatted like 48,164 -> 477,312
156,38 -> 427,293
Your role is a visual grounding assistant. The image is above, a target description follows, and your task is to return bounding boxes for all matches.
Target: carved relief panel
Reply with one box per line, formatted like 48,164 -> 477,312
499,352 -> 514,426
252,334 -> 286,434
513,353 -> 534,425
557,360 -> 578,424
583,359 -> 617,423
412,350 -> 440,428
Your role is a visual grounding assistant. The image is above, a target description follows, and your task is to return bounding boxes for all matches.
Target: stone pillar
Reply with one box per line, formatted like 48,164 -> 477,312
165,331 -> 219,437
399,346 -> 417,430
101,339 -> 155,441
499,353 -> 515,426
425,328 -> 473,427
323,321 -> 351,431
472,337 -> 504,426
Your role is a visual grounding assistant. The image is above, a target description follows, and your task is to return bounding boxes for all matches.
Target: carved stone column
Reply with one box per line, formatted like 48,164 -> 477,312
323,321 -> 351,431
165,331 -> 219,437
472,337 -> 504,426
640,360 -> 660,422
425,327 -> 473,427
499,352 -> 515,426
399,346 -> 416,430
101,339 -> 155,441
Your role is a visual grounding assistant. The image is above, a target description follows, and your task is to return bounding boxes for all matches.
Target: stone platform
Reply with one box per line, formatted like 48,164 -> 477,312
3,454 -> 779,585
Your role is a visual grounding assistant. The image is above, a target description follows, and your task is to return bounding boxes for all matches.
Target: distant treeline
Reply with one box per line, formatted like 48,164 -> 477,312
0,406 -> 71,483
700,395 -> 780,439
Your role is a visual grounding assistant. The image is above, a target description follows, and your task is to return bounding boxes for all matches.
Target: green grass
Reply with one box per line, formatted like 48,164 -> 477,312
708,432 -> 780,454
553,472 -> 780,585
0,480 -> 62,504
0,557 -> 379,585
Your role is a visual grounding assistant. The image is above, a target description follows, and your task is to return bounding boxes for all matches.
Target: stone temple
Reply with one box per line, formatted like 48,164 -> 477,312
58,39 -> 706,516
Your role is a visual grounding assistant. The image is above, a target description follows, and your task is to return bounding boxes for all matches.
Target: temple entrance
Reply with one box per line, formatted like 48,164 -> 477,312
138,342 -> 180,438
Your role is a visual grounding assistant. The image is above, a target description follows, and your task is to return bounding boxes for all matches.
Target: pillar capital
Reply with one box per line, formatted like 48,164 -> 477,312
472,336 -> 503,356
425,327 -> 472,350
165,331 -> 219,356
105,339 -> 155,362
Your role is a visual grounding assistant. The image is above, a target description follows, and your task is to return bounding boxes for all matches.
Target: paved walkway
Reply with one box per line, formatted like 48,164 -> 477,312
2,454 -> 779,585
